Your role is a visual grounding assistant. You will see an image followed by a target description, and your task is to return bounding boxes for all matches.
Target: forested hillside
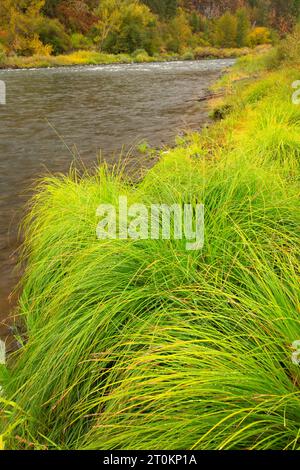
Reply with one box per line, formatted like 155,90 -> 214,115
0,1 -> 299,59
184,0 -> 300,32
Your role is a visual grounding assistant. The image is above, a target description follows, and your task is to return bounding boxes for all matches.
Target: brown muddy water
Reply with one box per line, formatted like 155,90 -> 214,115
0,59 -> 234,345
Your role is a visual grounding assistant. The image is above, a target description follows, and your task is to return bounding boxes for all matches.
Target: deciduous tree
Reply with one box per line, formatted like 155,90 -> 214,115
216,11 -> 237,47
236,7 -> 250,46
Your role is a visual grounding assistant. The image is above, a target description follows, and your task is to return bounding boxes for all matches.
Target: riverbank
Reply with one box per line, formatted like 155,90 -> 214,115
0,58 -> 229,354
1,47 -> 300,450
0,46 -> 254,70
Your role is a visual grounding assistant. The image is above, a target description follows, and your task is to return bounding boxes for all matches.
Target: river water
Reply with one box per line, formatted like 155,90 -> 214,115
0,59 -> 234,343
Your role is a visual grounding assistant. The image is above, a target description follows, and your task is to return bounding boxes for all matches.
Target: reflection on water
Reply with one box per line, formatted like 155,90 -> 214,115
0,59 -> 234,339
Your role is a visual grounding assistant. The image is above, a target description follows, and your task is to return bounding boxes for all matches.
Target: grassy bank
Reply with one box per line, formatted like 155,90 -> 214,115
0,48 -> 299,450
0,46 -> 252,69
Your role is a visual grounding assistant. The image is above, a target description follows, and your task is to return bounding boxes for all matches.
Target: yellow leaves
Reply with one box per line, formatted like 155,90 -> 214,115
0,434 -> 5,450
28,35 -> 53,56
247,27 -> 272,48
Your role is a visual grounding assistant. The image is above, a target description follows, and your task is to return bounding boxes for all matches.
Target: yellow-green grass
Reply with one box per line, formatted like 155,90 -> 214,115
0,52 -> 300,450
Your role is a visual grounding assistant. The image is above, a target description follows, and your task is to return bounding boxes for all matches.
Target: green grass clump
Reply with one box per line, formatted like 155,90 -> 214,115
1,52 -> 300,450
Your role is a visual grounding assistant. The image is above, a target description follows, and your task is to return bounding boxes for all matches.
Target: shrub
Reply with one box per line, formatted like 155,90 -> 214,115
70,33 -> 93,51
0,43 -> 6,66
181,50 -> 195,61
194,46 -> 213,59
133,52 -> 151,63
132,48 -> 148,58
211,103 -> 233,120
16,35 -> 53,57
194,35 -> 210,48
277,24 -> 300,64
194,47 -> 249,60
247,27 -> 272,48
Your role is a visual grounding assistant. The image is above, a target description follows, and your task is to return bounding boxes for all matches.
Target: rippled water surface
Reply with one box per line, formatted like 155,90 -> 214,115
0,59 -> 234,339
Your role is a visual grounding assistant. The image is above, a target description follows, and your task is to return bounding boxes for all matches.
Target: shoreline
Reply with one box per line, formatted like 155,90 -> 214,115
0,57 -> 234,72
0,47 -> 253,71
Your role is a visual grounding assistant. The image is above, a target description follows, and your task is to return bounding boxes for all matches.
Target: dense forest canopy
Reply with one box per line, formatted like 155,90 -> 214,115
0,1 -> 299,57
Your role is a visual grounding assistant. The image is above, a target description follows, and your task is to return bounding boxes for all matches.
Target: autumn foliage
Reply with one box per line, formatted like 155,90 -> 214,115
0,1 -> 297,58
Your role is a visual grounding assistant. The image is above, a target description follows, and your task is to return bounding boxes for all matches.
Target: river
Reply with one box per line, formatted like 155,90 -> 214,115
0,59 -> 234,344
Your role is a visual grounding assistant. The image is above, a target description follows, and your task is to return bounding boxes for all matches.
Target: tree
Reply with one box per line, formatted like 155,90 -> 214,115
56,0 -> 98,33
116,2 -> 159,54
141,0 -> 178,19
270,0 -> 300,33
43,0 -> 98,18
249,0 -> 300,32
0,0 -> 50,55
216,11 -> 237,47
166,8 -> 193,52
182,1 -> 245,18
36,17 -> 71,54
236,7 -> 250,46
95,1 -> 159,54
189,11 -> 208,33
93,0 -> 124,51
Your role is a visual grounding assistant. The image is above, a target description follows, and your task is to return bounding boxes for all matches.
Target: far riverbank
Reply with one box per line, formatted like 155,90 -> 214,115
0,46 -> 253,70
